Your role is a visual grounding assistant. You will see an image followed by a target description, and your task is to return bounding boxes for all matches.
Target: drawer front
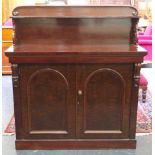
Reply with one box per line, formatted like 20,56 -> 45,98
76,64 -> 133,139
16,64 -> 76,139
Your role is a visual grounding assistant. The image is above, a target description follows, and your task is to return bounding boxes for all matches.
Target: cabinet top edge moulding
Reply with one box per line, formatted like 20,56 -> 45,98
12,5 -> 138,17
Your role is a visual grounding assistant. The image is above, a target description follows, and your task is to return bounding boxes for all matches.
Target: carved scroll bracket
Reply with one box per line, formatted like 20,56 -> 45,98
12,64 -> 20,88
133,63 -> 141,88
130,18 -> 139,45
12,19 -> 17,46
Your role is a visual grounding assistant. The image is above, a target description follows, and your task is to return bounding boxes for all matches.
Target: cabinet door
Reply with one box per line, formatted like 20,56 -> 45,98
19,64 -> 76,139
77,64 -> 133,139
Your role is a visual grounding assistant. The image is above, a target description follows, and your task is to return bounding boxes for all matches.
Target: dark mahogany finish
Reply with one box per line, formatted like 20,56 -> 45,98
77,64 -> 133,139
20,65 -> 76,139
5,5 -> 146,149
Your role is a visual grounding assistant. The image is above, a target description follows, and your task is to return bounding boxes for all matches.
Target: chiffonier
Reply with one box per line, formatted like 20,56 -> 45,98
5,5 -> 146,149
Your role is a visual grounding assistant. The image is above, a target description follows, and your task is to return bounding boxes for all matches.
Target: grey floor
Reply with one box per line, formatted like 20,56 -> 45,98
2,75 -> 152,155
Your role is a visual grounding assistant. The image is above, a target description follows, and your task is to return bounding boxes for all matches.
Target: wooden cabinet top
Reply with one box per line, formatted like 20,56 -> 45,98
6,44 -> 146,63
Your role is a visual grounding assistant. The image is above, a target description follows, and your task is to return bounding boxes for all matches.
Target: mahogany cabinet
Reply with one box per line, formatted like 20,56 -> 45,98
5,6 -> 146,149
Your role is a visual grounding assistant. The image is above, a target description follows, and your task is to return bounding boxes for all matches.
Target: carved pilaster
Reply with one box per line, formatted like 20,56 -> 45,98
130,18 -> 139,45
12,64 -> 20,88
12,19 -> 17,46
133,63 -> 141,88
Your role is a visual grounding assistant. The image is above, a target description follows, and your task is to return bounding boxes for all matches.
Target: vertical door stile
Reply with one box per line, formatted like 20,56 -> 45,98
76,64 -> 81,138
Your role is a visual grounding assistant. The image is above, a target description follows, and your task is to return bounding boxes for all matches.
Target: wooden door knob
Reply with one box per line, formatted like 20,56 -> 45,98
78,90 -> 82,95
